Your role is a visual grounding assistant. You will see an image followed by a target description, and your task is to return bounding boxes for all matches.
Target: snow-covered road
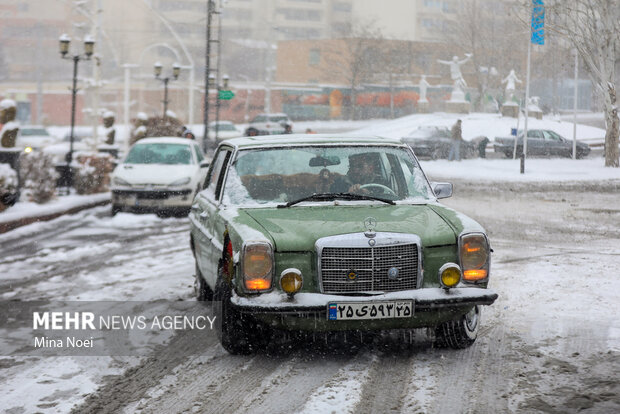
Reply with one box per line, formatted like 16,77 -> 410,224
1,181 -> 619,413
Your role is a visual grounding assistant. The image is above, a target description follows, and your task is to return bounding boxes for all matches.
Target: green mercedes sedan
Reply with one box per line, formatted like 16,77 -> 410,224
189,135 -> 497,354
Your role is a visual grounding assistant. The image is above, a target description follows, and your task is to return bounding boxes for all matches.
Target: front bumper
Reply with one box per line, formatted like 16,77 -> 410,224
232,287 -> 497,312
231,287 -> 498,331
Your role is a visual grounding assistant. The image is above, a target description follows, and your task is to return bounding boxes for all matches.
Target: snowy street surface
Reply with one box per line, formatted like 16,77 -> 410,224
1,175 -> 619,413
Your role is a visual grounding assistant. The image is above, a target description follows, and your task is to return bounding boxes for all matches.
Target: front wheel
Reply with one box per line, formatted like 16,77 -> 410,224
213,268 -> 268,354
434,305 -> 480,349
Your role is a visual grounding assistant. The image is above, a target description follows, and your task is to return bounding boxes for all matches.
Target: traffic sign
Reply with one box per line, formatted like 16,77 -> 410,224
218,90 -> 235,100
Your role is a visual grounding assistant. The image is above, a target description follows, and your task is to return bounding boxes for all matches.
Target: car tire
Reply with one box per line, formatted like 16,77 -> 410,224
111,204 -> 121,216
434,305 -> 480,349
194,263 -> 213,301
213,267 -> 267,355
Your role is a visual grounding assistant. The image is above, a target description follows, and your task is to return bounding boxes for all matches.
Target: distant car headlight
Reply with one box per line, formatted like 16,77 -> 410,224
169,177 -> 191,187
460,233 -> 490,282
24,146 -> 33,153
242,242 -> 273,292
113,177 -> 131,186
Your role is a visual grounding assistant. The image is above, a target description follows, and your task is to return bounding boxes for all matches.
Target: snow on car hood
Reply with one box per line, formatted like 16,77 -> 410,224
113,163 -> 197,185
243,204 -> 458,252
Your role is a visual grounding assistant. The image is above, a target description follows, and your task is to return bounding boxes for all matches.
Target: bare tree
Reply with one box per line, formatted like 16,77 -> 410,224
379,42 -> 413,119
543,0 -> 619,167
324,22 -> 384,119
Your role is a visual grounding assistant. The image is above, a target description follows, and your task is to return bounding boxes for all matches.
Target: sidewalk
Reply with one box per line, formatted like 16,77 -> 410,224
0,193 -> 110,234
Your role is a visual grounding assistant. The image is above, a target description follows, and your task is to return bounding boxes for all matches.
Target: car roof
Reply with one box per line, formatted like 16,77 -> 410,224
133,137 -> 195,145
220,134 -> 404,149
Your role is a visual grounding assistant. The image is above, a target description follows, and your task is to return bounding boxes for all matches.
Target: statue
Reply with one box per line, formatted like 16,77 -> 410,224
0,99 -> 19,148
437,53 -> 473,92
501,69 -> 522,101
130,112 -> 148,146
418,75 -> 431,103
102,111 -> 116,145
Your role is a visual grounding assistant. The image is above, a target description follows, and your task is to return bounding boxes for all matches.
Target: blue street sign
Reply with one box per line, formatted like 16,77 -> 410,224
531,0 -> 545,45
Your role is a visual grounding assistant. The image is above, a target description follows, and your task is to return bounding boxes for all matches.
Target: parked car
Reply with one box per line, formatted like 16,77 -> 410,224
401,126 -> 478,159
494,129 -> 591,159
190,134 -> 498,354
43,129 -> 93,164
207,121 -> 243,143
248,113 -> 292,135
15,126 -> 57,151
111,137 -> 209,216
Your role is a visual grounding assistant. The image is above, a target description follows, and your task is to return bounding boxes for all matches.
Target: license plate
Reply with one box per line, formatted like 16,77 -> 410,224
327,301 -> 413,321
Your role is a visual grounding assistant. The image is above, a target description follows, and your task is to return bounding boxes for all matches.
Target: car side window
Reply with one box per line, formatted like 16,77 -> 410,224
528,130 -> 543,139
203,149 -> 231,197
193,144 -> 205,163
543,131 -> 561,141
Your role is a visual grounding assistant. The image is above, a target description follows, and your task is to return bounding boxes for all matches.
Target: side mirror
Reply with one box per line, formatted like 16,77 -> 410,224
200,160 -> 210,169
432,182 -> 453,199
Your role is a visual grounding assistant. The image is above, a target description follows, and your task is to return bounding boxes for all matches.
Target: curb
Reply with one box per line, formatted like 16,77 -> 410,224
0,199 -> 110,234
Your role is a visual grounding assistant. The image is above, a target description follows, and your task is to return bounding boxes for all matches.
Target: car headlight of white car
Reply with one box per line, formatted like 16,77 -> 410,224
169,177 -> 191,187
113,177 -> 131,186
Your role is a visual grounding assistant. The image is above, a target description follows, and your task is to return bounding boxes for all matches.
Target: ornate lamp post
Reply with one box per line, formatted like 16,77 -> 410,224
154,62 -> 181,118
58,34 -> 94,191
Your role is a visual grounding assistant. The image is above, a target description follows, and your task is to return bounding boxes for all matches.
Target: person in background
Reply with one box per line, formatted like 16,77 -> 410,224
449,119 -> 462,161
245,127 -> 259,136
180,126 -> 195,139
305,128 -> 317,134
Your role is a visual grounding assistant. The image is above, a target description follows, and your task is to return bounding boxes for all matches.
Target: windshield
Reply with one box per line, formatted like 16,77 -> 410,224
124,143 -> 193,165
223,145 -> 432,206
21,128 -> 49,136
211,123 -> 237,131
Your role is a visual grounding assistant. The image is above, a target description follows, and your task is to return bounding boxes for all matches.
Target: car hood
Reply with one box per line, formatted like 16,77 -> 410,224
242,203 -> 467,252
113,163 -> 197,185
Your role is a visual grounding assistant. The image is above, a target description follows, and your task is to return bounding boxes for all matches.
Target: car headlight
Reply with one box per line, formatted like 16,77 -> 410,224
113,177 -> 131,186
169,177 -> 191,187
242,242 -> 273,292
459,233 -> 490,282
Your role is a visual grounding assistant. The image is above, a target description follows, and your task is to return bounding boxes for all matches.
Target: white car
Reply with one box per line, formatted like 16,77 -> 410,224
110,137 -> 209,217
248,113 -> 292,135
207,121 -> 242,143
16,126 -> 58,152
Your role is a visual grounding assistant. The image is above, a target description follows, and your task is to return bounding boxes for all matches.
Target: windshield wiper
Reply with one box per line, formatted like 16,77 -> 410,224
277,192 -> 394,208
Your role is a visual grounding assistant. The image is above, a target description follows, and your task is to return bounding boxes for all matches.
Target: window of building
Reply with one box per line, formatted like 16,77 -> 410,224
333,2 -> 352,12
309,48 -> 320,65
276,8 -> 322,21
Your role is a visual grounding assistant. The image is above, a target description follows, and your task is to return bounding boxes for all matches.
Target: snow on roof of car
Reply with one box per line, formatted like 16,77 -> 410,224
220,134 -> 403,148
132,137 -> 194,145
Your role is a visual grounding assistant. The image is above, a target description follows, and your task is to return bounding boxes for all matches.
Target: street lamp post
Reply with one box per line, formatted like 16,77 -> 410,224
58,34 -> 95,193
154,62 -> 181,118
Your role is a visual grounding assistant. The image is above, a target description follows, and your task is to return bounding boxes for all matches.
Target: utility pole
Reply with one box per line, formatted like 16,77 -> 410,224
203,0 -> 219,154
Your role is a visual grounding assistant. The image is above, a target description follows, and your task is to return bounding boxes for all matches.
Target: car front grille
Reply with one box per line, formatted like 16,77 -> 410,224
318,236 -> 420,294
112,189 -> 192,199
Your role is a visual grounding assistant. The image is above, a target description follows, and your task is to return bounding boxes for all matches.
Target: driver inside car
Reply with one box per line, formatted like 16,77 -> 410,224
330,152 -> 389,195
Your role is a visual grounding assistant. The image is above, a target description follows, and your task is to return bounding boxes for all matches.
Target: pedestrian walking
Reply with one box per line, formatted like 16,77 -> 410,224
449,119 -> 462,161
